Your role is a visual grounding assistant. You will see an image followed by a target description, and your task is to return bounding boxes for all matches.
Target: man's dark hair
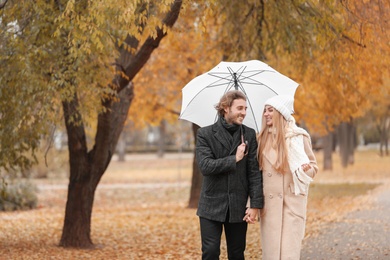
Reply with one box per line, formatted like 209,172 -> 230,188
215,90 -> 246,117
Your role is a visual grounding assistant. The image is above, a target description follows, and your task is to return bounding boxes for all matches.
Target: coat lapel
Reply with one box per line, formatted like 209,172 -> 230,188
213,123 -> 232,152
212,122 -> 242,155
230,127 -> 242,154
263,137 -> 277,166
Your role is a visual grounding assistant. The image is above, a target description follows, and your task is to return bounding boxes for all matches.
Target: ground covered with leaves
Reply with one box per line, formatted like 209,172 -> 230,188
1,150 -> 389,259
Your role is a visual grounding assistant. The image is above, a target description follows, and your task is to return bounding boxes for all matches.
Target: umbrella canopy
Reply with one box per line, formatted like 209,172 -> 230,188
179,60 -> 299,132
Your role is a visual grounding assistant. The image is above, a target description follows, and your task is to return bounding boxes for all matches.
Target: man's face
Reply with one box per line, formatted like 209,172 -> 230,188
224,98 -> 247,125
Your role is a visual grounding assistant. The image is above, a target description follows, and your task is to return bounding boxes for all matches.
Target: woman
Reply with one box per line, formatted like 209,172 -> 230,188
256,95 -> 318,260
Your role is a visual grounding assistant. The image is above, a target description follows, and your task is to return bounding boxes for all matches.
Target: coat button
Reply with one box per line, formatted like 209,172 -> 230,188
268,172 -> 272,177
269,194 -> 273,199
278,193 -> 283,199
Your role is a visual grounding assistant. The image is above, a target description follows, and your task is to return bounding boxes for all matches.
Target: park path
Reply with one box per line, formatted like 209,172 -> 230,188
37,182 -> 190,190
301,182 -> 390,260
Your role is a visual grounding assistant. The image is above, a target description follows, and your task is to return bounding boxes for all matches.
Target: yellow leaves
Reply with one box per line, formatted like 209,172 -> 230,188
1,0 -> 188,170
143,16 -> 164,40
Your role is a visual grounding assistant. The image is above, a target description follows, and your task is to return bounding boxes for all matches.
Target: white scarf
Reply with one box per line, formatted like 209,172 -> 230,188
285,118 -> 313,195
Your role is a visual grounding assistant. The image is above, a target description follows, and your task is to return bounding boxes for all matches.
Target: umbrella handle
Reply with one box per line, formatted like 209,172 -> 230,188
240,125 -> 245,143
240,126 -> 249,155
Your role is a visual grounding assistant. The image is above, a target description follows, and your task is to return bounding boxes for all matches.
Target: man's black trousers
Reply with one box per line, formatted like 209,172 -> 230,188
199,217 -> 248,260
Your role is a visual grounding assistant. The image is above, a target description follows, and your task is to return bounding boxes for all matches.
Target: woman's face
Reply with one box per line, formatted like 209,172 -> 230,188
263,105 -> 274,126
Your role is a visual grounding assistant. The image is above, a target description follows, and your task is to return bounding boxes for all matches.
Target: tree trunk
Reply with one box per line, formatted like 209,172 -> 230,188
323,133 -> 333,170
378,117 -> 390,156
188,124 -> 202,209
117,132 -> 126,162
337,121 -> 356,168
157,120 -> 166,158
386,116 -> 389,156
347,121 -> 356,165
60,85 -> 133,248
60,179 -> 95,248
337,122 -> 349,168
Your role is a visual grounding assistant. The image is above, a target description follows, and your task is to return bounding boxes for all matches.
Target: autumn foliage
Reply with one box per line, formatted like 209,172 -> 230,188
129,0 -> 390,139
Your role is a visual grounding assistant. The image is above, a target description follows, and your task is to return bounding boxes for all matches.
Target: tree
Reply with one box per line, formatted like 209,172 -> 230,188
60,0 -> 184,248
188,124 -> 201,208
1,0 -> 183,248
362,79 -> 390,156
294,0 -> 390,168
337,121 -> 357,167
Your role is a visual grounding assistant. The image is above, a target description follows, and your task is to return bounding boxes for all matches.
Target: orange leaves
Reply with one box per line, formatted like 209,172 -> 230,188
130,4 -> 223,128
253,1 -> 390,136
289,0 -> 390,135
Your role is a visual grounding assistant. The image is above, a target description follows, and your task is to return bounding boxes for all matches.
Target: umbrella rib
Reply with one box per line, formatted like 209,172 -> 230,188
238,70 -> 279,95
180,81 -> 236,118
208,72 -> 237,83
209,69 -> 280,93
235,81 -> 259,132
181,70 -> 246,114
203,73 -> 244,91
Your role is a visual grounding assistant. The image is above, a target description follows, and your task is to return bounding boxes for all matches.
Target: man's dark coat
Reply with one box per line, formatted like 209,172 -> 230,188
196,118 -> 264,223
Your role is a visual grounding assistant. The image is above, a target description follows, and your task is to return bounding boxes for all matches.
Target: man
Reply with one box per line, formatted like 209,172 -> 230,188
196,90 -> 264,260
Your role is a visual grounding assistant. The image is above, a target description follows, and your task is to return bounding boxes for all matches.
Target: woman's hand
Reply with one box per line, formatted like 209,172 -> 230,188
243,208 -> 259,224
301,164 -> 312,172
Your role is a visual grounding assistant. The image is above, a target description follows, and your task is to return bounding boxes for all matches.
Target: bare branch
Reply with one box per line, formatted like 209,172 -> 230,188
0,0 -> 8,9
341,33 -> 366,48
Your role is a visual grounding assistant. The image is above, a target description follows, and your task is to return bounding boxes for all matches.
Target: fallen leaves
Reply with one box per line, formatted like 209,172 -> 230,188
1,150 -> 389,259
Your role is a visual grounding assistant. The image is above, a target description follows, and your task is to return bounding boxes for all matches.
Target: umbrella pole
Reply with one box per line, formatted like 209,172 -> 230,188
240,125 -> 244,143
233,73 -> 238,90
241,125 -> 249,155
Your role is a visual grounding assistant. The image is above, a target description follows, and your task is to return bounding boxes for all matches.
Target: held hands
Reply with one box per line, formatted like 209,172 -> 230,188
235,142 -> 248,162
301,163 -> 312,172
243,208 -> 259,224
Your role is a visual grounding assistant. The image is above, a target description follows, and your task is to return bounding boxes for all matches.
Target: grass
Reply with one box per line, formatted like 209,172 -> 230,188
0,149 -> 389,259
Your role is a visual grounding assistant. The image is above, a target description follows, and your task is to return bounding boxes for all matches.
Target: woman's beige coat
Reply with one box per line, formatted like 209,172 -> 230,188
259,134 -> 318,260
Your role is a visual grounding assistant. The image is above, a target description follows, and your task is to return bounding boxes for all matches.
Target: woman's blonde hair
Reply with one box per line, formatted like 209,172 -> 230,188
257,107 -> 289,173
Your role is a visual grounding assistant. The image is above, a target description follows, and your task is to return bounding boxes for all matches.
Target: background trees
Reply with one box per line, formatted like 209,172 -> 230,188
294,0 -> 390,168
1,0 -> 389,249
154,0 -> 389,205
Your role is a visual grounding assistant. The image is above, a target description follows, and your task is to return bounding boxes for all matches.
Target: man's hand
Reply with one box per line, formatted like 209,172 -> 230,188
243,208 -> 259,224
235,142 -> 247,162
301,163 -> 312,172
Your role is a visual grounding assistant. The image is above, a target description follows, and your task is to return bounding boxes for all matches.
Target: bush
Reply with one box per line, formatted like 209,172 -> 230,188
0,179 -> 38,211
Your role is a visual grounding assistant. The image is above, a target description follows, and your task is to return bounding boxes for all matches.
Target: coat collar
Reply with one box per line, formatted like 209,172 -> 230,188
212,119 -> 243,154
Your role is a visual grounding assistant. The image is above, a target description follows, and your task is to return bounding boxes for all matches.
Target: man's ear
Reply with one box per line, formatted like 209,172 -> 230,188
223,106 -> 229,114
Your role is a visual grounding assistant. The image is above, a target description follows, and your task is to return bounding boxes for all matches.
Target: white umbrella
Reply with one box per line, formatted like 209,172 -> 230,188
179,60 -> 299,132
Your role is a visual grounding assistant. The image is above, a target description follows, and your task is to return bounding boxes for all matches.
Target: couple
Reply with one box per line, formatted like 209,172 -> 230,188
196,90 -> 318,260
